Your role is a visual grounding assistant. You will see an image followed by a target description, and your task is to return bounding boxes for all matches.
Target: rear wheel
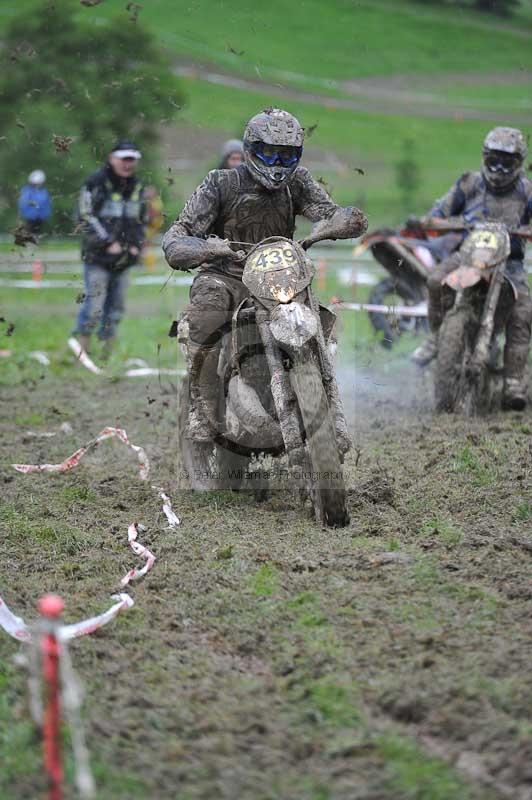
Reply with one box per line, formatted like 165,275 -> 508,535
290,356 -> 349,528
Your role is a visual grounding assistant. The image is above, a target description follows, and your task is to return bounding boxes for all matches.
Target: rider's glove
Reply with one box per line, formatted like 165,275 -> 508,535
205,236 -> 245,261
163,234 -> 244,271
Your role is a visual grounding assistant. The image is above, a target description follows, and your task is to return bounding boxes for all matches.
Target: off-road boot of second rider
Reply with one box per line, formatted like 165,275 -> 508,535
502,295 -> 532,411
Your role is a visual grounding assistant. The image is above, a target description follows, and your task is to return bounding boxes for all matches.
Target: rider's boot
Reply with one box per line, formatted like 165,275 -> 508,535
502,294 -> 531,411
78,334 -> 91,354
411,331 -> 438,367
186,342 -> 220,441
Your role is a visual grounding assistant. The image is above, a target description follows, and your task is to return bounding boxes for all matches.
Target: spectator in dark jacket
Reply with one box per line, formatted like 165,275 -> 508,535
18,170 -> 52,234
73,140 -> 147,358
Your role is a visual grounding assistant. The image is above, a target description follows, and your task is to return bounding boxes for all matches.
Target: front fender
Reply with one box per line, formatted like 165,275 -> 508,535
269,302 -> 319,352
444,265 -> 486,290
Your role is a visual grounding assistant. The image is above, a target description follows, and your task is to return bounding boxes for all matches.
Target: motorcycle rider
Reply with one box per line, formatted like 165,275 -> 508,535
163,107 -> 367,446
412,127 -> 532,410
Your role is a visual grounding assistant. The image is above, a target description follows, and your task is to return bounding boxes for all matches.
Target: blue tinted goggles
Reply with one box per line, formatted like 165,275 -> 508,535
252,142 -> 302,168
485,152 -> 520,175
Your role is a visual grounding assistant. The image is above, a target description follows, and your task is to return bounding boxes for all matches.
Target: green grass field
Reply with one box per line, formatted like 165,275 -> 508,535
1,0 -> 530,226
2,0 -> 530,81
2,6 -> 532,796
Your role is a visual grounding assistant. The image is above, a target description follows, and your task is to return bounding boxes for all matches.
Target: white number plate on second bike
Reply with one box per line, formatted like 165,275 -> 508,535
248,244 -> 297,272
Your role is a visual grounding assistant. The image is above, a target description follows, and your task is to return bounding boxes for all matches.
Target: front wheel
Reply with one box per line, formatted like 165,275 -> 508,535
434,307 -> 474,414
290,356 -> 349,528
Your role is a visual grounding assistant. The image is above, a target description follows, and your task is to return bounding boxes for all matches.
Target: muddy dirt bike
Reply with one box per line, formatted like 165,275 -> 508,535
354,224 -> 461,348
177,228 -> 353,528
421,218 -> 532,415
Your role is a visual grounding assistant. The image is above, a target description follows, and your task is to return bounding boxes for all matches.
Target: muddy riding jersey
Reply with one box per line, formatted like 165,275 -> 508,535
164,164 -> 341,279
431,171 -> 532,263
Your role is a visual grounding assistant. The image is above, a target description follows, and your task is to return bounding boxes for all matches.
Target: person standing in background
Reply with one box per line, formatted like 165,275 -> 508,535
218,139 -> 244,169
18,170 -> 52,234
73,139 -> 147,360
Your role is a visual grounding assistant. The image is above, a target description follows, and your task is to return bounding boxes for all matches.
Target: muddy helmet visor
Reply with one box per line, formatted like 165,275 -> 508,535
251,142 -> 302,168
485,151 -> 521,175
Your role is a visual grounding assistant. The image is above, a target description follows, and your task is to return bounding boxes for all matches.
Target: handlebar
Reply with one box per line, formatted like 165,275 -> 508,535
416,217 -> 532,240
228,237 -> 316,253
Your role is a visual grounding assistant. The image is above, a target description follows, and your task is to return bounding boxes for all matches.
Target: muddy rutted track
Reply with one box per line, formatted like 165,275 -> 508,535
1,364 -> 532,799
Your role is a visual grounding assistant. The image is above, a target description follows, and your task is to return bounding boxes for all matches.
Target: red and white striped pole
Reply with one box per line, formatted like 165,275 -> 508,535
38,594 -> 64,800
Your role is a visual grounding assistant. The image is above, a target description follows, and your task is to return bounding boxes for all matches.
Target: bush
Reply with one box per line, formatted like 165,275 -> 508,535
0,0 -> 183,233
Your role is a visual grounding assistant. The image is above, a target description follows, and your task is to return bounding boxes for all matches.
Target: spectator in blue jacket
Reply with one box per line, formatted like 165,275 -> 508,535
18,170 -> 52,234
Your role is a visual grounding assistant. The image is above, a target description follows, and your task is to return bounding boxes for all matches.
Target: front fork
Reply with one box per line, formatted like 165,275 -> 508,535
255,307 -> 304,464
256,301 -> 351,463
468,261 -> 505,380
307,288 -> 351,456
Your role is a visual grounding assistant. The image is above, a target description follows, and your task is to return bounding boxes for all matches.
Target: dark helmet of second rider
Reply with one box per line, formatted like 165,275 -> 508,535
482,126 -> 527,194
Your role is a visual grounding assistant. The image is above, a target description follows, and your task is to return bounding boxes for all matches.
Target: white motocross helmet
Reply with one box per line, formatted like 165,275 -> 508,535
243,108 -> 304,191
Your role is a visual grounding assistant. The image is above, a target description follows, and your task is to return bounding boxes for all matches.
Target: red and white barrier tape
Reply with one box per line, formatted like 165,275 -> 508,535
68,337 -> 184,377
4,426 -> 180,798
0,593 -> 133,643
3,341 -> 183,378
0,349 -> 51,365
121,524 -> 155,587
6,427 -> 179,635
13,425 -> 150,480
59,594 -> 134,641
155,487 -> 181,528
0,596 -> 31,642
332,300 -> 428,317
124,367 -> 185,377
68,337 -> 101,374
4,427 -> 180,647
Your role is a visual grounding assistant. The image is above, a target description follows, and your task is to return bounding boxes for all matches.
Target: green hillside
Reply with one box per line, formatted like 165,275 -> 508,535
1,0 -> 531,225
2,0 -> 530,81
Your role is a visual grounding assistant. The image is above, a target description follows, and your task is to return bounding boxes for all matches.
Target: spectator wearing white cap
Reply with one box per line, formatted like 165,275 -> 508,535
18,170 -> 52,234
73,139 -> 147,359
